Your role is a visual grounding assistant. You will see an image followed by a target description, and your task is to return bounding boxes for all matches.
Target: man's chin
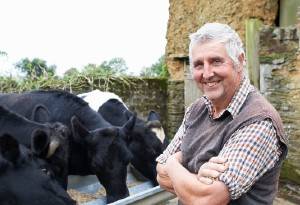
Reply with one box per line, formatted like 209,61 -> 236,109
204,92 -> 222,102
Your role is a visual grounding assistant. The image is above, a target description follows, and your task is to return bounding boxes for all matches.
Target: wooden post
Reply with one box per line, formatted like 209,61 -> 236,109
280,0 -> 300,27
184,59 -> 202,108
245,19 -> 262,90
297,6 -> 300,47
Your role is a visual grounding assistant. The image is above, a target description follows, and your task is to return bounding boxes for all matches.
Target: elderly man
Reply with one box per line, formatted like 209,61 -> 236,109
156,23 -> 288,205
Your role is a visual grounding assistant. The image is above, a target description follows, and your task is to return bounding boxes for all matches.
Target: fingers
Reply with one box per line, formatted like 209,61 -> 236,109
201,160 -> 228,173
198,177 -> 214,185
176,151 -> 182,159
208,156 -> 229,172
197,157 -> 229,185
174,151 -> 182,163
156,170 -> 175,193
198,166 -> 221,178
209,156 -> 227,164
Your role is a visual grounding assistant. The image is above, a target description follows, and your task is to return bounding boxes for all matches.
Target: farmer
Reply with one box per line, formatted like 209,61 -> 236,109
156,22 -> 288,205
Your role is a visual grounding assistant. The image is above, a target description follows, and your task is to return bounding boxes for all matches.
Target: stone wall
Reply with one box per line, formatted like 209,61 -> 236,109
167,80 -> 185,138
259,26 -> 300,184
166,0 -> 279,80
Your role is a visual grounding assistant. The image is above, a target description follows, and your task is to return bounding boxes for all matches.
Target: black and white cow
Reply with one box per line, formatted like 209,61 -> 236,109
0,105 -> 70,189
0,90 -> 135,203
79,90 -> 169,185
0,134 -> 76,205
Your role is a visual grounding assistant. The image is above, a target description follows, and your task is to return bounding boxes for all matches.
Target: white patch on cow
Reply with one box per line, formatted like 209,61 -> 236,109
151,127 -> 165,143
78,90 -> 127,111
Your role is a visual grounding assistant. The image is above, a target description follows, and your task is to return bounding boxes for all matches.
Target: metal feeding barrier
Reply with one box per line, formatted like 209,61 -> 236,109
109,186 -> 175,205
68,169 -> 176,205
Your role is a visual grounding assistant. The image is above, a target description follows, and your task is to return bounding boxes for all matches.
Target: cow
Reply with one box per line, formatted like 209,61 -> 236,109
0,133 -> 76,205
79,90 -> 169,185
0,90 -> 135,203
0,105 -> 70,189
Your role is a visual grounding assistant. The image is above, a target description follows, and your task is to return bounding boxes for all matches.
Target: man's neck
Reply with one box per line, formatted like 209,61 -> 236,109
211,79 -> 243,117
211,102 -> 227,118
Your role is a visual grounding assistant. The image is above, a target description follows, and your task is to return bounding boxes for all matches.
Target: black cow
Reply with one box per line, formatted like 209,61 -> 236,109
0,134 -> 75,205
79,90 -> 169,185
0,90 -> 135,203
0,105 -> 70,189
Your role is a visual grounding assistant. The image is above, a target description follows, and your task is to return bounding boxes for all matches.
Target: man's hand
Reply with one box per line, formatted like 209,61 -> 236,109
197,156 -> 228,185
156,163 -> 175,193
170,151 -> 182,164
157,152 -> 182,194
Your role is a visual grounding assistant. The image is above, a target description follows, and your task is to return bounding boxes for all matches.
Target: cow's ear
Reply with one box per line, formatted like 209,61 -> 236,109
102,127 -> 118,137
31,129 -> 50,158
71,116 -> 90,143
0,134 -> 20,163
123,110 -> 133,120
147,110 -> 160,122
122,113 -> 136,133
87,128 -> 117,149
31,104 -> 50,123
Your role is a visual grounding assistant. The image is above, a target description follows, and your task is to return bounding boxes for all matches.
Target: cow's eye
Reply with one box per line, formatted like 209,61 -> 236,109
146,148 -> 156,156
62,129 -> 69,139
41,168 -> 51,176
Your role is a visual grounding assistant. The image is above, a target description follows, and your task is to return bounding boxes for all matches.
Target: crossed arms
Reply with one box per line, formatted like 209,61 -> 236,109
157,152 -> 230,205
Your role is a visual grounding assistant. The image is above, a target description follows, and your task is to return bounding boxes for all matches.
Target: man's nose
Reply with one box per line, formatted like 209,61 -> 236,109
202,64 -> 214,79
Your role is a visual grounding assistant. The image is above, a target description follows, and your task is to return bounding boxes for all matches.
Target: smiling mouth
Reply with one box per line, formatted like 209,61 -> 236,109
204,81 -> 220,87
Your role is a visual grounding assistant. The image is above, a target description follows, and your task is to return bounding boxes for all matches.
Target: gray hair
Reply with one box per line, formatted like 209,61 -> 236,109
189,22 -> 245,71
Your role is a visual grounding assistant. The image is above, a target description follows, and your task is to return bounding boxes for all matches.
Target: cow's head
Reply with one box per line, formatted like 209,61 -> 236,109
31,104 -> 71,189
71,116 -> 134,203
126,110 -> 168,185
146,111 -> 167,147
0,134 -> 76,205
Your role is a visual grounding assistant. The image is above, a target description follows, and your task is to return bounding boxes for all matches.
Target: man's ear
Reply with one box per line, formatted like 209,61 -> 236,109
237,53 -> 245,72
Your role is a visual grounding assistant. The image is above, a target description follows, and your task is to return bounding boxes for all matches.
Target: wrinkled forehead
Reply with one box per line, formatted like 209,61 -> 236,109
192,40 -> 229,59
194,39 -> 226,49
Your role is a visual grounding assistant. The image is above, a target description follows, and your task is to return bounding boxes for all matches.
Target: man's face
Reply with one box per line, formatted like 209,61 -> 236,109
191,40 -> 243,105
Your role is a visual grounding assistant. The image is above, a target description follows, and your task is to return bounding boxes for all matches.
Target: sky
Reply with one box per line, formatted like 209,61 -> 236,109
0,0 -> 169,76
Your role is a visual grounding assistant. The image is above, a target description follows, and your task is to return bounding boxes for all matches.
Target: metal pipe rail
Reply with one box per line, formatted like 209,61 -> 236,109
109,186 -> 176,205
69,170 -> 176,205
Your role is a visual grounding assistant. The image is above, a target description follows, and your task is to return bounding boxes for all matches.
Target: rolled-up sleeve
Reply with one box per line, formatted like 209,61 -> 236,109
156,106 -> 192,164
218,119 -> 281,200
156,122 -> 185,164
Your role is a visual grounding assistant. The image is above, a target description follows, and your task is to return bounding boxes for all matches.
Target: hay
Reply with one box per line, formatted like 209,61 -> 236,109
67,180 -> 144,203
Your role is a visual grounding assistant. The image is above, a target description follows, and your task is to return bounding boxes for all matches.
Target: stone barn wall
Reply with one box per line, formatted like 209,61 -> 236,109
259,25 -> 300,184
166,80 -> 185,138
166,0 -> 279,80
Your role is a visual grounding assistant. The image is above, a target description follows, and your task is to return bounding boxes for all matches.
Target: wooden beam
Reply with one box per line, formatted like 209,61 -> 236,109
245,18 -> 262,90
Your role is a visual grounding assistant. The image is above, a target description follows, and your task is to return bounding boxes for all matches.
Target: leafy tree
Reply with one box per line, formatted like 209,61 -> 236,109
82,57 -> 128,76
140,55 -> 169,78
0,51 -> 7,57
99,57 -> 128,74
63,67 -> 79,77
15,58 -> 56,79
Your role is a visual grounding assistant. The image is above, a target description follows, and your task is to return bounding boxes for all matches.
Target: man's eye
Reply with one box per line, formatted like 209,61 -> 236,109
194,64 -> 203,70
212,59 -> 222,65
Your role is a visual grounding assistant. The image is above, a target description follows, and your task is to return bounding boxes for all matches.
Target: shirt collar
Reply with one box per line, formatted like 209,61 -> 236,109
203,77 -> 254,119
